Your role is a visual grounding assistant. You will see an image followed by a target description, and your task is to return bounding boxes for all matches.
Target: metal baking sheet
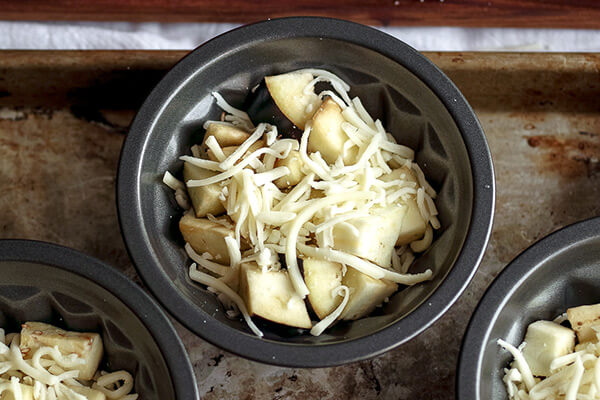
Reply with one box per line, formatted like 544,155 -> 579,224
0,50 -> 598,399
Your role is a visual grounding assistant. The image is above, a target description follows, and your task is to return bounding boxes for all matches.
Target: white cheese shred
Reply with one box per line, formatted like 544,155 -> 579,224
286,193 -> 374,298
297,243 -> 432,286
310,286 -> 349,336
220,123 -> 266,171
162,171 -> 185,191
497,339 -> 538,391
171,68 -> 441,338
553,313 -> 568,324
205,135 -> 226,161
410,225 -> 433,253
93,370 -> 135,399
499,315 -> 600,400
224,236 -> 241,267
185,243 -> 230,276
189,265 -> 263,337
0,330 -> 138,399
565,356 -> 584,400
211,92 -> 254,131
179,155 -> 222,172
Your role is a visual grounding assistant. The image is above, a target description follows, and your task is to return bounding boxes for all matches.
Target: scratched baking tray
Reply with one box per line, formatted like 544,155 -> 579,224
0,51 -> 599,399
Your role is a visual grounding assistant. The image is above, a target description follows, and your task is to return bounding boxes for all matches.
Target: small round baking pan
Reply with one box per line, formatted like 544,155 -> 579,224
458,217 -> 600,399
118,17 -> 495,367
0,240 -> 198,400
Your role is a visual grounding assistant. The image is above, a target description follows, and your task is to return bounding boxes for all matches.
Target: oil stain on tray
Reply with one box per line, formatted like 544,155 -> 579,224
527,131 -> 600,178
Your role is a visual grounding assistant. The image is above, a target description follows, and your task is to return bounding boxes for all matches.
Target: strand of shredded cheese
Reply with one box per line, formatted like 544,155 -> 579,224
189,265 -> 263,337
205,135 -> 226,161
297,243 -> 433,285
162,171 -> 185,191
185,243 -> 230,276
93,370 -> 134,399
0,329 -> 138,400
286,193 -> 374,298
410,226 -> 433,253
210,92 -> 254,131
170,68 -> 442,337
219,123 -> 267,170
497,339 -> 537,391
185,146 -> 290,187
566,356 -> 585,400
310,286 -> 350,336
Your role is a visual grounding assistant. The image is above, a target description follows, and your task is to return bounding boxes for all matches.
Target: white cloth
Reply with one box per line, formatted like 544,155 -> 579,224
1,21 -> 600,51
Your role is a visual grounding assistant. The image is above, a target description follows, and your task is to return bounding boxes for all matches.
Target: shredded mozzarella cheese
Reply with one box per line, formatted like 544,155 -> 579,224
162,171 -> 185,191
167,68 -> 441,337
500,320 -> 600,400
286,193 -> 374,298
185,243 -> 230,276
0,328 -> 138,400
297,243 -> 433,285
93,370 -> 134,399
310,286 -> 350,336
498,339 -> 536,391
189,265 -> 263,337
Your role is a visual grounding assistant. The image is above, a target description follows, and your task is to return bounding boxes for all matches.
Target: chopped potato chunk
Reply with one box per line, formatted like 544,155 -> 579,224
239,263 -> 312,329
396,198 -> 427,246
567,304 -> 600,343
274,150 -> 305,188
340,267 -> 397,320
20,322 -> 103,380
303,258 -> 343,319
308,98 -> 357,165
202,123 -> 250,150
380,167 -> 427,245
179,214 -> 248,264
183,162 -> 226,218
264,72 -> 321,129
521,320 -> 575,377
323,204 -> 406,268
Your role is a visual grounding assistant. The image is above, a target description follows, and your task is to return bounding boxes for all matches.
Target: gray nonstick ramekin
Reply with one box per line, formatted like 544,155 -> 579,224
458,217 -> 600,399
0,239 -> 198,399
118,17 -> 495,367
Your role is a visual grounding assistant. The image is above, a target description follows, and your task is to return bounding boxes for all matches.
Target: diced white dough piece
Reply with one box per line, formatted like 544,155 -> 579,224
183,162 -> 226,217
20,322 -> 103,380
239,262 -> 311,329
265,72 -> 321,129
521,320 -> 575,377
308,98 -> 357,165
340,267 -> 397,320
303,258 -> 343,319
567,304 -> 600,343
179,214 -> 248,264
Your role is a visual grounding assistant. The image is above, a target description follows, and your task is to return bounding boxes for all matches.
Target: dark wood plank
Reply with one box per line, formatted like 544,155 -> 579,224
2,50 -> 600,112
0,50 -> 185,108
1,0 -> 600,28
